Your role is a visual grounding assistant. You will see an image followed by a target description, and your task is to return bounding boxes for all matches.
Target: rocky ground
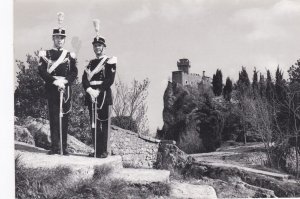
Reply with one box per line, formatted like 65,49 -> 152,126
14,116 -> 218,199
188,141 -> 300,198
15,142 -> 217,199
15,116 -> 300,198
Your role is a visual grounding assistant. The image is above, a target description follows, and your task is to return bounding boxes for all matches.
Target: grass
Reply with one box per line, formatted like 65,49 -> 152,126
122,162 -> 140,168
93,164 -> 113,180
15,156 -> 170,199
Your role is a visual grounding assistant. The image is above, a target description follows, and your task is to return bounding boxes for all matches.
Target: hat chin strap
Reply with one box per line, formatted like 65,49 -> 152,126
96,52 -> 104,58
95,49 -> 104,58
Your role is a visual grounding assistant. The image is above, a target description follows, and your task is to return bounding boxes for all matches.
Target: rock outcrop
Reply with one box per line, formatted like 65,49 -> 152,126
160,82 -> 205,153
161,81 -> 225,154
16,117 -> 166,168
15,116 -> 93,154
155,142 -> 194,173
15,125 -> 35,145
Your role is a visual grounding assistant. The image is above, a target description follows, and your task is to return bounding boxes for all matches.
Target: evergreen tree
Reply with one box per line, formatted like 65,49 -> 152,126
212,69 -> 223,96
223,77 -> 233,101
266,70 -> 274,102
259,73 -> 266,98
275,66 -> 286,103
288,59 -> 300,84
252,67 -> 259,97
196,95 -> 222,152
237,66 -> 250,96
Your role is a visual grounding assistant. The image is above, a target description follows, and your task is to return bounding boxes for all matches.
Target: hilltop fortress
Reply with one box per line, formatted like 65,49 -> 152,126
172,58 -> 210,86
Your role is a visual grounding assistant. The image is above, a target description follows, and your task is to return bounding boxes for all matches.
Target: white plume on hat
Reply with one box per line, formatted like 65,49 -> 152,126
93,19 -> 102,39
57,12 -> 65,28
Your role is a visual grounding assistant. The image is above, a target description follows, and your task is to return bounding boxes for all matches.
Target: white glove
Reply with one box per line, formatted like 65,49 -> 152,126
54,77 -> 68,84
53,79 -> 65,89
94,89 -> 100,98
87,88 -> 100,102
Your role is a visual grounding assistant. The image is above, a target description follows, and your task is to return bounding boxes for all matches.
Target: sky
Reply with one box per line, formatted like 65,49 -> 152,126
14,0 -> 300,133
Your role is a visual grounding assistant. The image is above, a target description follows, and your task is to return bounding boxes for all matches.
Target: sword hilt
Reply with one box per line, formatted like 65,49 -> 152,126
58,87 -> 65,93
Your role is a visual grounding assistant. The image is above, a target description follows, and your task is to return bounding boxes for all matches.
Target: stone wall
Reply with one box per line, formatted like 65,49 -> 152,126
16,117 -> 185,170
172,71 -> 203,86
110,125 -> 160,168
172,71 -> 184,85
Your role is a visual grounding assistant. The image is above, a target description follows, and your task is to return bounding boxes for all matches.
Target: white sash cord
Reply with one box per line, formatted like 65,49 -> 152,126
86,56 -> 108,81
47,49 -> 68,73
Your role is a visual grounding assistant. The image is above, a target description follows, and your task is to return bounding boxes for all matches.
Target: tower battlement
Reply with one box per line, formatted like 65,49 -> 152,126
172,58 -> 210,86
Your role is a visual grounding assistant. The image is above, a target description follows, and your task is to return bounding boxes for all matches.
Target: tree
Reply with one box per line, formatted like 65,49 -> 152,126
112,77 -> 150,135
111,116 -> 138,133
274,83 -> 300,177
275,66 -> 286,103
196,95 -> 223,152
252,67 -> 259,97
239,96 -> 276,167
288,59 -> 300,84
259,73 -> 266,98
223,77 -> 233,101
14,52 -> 48,119
212,69 -> 223,96
237,66 -> 250,96
266,70 -> 274,102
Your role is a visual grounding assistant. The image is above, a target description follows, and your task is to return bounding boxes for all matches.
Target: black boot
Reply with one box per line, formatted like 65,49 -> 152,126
100,152 -> 108,158
47,149 -> 59,155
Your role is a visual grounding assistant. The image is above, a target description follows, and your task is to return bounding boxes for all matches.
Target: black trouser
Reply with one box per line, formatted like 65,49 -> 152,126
88,103 -> 109,156
47,91 -> 70,152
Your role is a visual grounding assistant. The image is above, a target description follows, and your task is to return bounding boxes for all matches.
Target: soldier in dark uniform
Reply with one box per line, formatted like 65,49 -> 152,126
38,12 -> 78,155
82,19 -> 117,158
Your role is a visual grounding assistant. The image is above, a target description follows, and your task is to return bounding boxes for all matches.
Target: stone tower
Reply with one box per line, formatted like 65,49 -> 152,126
177,58 -> 190,74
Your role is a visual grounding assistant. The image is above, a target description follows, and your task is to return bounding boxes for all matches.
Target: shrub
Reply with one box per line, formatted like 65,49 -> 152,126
93,164 -> 113,180
15,53 -> 48,119
111,116 -> 138,133
196,95 -> 223,152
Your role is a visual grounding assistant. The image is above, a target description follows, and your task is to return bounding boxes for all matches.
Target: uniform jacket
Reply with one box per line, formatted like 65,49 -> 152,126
82,55 -> 117,107
38,48 -> 78,101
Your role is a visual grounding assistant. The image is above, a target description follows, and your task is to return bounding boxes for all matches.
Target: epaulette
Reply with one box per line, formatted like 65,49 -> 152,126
38,50 -> 46,58
69,52 -> 76,59
107,56 -> 117,64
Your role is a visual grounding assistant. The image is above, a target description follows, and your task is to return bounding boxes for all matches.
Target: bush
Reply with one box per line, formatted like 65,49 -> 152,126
196,95 -> 223,152
69,81 -> 91,145
93,164 -> 113,180
222,106 -> 243,141
111,116 -> 138,133
15,53 -> 48,119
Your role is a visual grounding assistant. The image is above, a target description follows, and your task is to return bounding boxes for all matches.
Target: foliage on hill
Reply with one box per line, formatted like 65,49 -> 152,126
161,62 -> 300,177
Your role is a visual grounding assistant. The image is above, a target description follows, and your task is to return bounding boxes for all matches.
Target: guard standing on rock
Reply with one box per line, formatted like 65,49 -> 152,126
38,12 -> 78,155
82,19 -> 117,158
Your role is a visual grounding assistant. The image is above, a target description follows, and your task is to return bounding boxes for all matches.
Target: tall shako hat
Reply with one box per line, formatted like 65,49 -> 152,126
53,12 -> 66,37
92,19 -> 106,46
